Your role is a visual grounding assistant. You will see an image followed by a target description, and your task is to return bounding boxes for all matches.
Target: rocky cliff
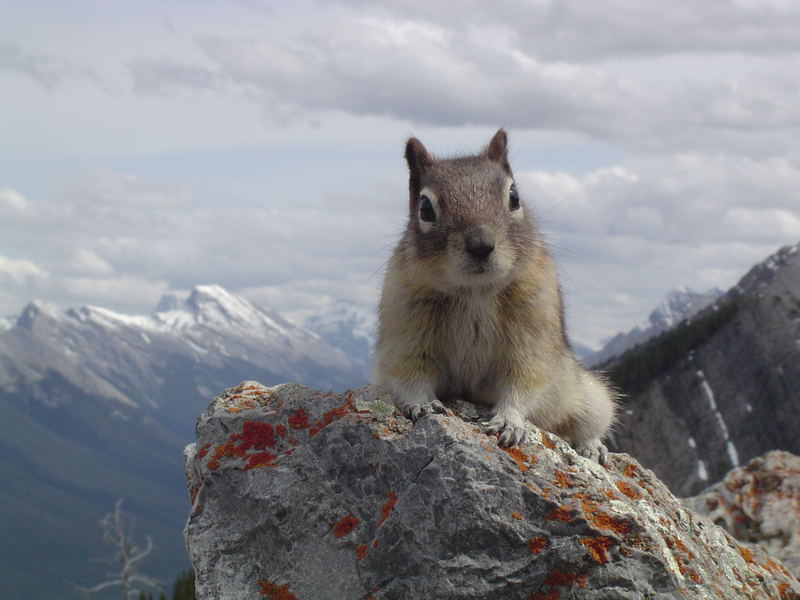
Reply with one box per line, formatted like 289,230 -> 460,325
183,381 -> 800,600
606,242 -> 800,496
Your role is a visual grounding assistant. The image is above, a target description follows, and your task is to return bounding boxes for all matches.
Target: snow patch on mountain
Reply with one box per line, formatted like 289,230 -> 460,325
303,299 -> 376,368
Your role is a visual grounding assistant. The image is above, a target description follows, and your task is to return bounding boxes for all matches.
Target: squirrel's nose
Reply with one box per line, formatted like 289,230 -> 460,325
465,228 -> 495,260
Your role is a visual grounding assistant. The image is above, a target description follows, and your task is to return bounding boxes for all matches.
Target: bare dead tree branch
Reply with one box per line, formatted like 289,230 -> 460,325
74,499 -> 161,600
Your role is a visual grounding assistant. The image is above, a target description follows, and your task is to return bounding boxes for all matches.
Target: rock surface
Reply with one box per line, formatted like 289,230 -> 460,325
184,381 -> 800,600
685,450 -> 800,579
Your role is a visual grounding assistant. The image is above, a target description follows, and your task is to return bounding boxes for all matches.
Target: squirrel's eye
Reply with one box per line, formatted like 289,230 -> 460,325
419,195 -> 436,222
509,184 -> 520,211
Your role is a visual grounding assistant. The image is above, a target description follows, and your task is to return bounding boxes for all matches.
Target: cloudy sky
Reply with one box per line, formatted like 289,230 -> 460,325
2,0 -> 800,349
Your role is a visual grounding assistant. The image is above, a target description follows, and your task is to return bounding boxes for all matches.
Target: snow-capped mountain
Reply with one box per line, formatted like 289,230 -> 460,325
303,299 -> 376,370
0,285 -> 368,599
585,287 -> 723,367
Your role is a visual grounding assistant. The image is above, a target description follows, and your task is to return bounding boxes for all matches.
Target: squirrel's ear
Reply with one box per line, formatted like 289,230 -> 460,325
485,129 -> 511,172
405,137 -> 433,176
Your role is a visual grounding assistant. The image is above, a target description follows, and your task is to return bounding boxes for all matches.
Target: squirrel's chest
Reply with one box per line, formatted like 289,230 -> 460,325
436,297 -> 502,396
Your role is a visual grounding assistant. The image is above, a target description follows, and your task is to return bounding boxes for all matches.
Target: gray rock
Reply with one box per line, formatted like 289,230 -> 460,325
685,450 -> 800,579
184,381 -> 800,600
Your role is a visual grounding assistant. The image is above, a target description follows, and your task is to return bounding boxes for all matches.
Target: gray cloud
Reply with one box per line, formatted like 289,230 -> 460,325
338,0 -> 800,60
0,43 -> 112,91
119,8 -> 800,156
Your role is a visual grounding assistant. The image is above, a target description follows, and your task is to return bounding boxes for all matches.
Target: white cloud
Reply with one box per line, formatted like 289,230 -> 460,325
0,256 -> 46,283
0,188 -> 28,211
0,171 -> 397,318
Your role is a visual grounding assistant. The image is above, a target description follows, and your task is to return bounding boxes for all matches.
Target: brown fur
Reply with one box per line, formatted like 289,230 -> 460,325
373,129 -> 615,459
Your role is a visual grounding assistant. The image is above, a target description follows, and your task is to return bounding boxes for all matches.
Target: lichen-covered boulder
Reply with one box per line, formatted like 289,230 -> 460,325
685,450 -> 800,579
184,381 -> 800,600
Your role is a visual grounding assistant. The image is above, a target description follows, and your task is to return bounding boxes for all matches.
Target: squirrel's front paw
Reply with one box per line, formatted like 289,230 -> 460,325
573,438 -> 609,465
397,398 -> 447,422
485,414 -> 529,447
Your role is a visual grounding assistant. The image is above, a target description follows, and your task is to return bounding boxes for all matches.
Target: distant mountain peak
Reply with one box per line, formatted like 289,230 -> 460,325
645,287 -> 724,331
16,299 -> 63,328
587,287 -> 722,367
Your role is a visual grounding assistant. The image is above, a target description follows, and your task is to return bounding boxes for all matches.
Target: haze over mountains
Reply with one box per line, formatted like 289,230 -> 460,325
0,284 -> 367,600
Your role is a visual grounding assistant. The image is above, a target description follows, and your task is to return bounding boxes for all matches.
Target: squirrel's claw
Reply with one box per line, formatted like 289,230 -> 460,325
573,438 -> 609,465
401,399 -> 447,422
484,416 -> 529,447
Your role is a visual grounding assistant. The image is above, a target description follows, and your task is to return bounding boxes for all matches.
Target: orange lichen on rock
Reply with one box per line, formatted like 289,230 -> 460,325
738,545 -> 755,563
623,463 -> 637,478
197,443 -> 211,459
546,506 -> 573,523
540,432 -> 556,449
579,536 -> 615,564
355,544 -> 368,560
776,581 -> 799,600
574,494 -> 632,535
502,446 -> 537,472
615,480 -> 643,500
552,471 -> 571,488
529,536 -> 548,554
258,580 -> 299,600
512,511 -> 524,520
378,491 -> 398,526
333,515 -> 360,538
528,591 -> 559,600
601,488 -> 619,501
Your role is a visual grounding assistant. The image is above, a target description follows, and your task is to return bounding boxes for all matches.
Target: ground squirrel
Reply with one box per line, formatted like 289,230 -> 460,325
372,129 -> 615,462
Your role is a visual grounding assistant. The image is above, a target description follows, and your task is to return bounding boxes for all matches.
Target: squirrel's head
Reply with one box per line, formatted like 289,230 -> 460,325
402,129 -> 538,290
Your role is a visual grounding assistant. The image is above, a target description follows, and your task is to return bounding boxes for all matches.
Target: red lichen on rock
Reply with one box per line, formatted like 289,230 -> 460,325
288,409 -> 311,430
545,506 -> 573,523
545,570 -> 585,588
378,491 -> 398,526
579,536 -> 615,564
197,443 -> 211,459
258,580 -> 299,600
355,544 -> 368,560
512,511 -> 523,520
206,420 -> 281,470
333,515 -> 360,538
502,446 -> 537,472
276,424 -> 287,438
308,394 -> 359,437
529,536 -> 548,554
245,451 -> 278,470
615,480 -> 643,500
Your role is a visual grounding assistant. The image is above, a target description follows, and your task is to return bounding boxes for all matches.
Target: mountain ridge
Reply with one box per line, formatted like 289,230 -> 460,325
606,241 -> 800,496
